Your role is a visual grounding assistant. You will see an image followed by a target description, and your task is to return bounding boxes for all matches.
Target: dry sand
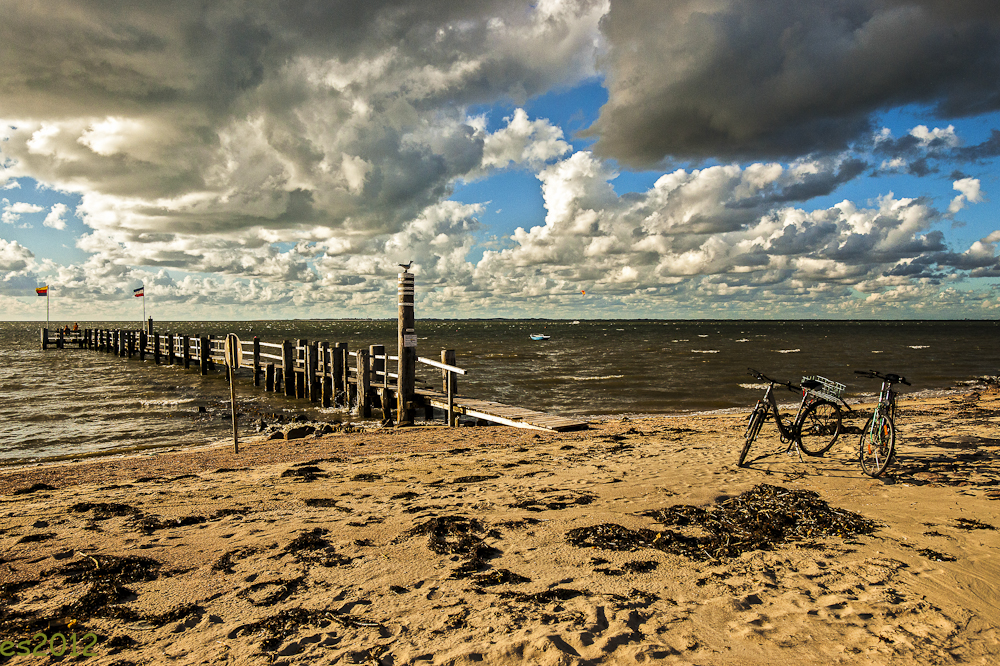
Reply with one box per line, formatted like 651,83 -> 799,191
2,388 -> 999,665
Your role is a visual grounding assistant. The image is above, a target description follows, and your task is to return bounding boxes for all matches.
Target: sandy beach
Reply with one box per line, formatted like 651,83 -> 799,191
2,387 -> 999,665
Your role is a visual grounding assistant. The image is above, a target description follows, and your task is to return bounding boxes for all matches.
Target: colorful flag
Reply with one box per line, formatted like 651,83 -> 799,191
133,286 -> 144,298
35,286 -> 48,296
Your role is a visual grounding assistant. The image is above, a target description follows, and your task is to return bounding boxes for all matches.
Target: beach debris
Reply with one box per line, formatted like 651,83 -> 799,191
213,545 -> 264,573
396,516 -> 502,579
70,502 -> 141,519
509,490 -> 596,512
280,465 -> 328,481
622,560 -> 659,574
10,482 -> 57,495
566,484 -> 878,561
473,569 -> 532,586
279,528 -> 352,567
953,518 -> 995,530
241,576 -> 306,606
302,497 -> 353,512
351,472 -> 382,481
452,474 -> 500,484
918,548 -> 957,562
229,607 -> 382,651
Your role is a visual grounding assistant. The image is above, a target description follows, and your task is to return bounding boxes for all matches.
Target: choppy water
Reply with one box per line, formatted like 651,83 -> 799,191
1,319 -> 997,462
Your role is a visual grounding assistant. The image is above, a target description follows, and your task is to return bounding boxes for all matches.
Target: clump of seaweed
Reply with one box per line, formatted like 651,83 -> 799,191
279,528 -> 351,567
280,466 -> 328,482
229,607 -> 380,651
509,491 -> 596,512
918,548 -> 957,562
396,516 -> 498,579
473,569 -> 531,587
351,473 -> 382,482
452,475 -> 500,484
567,484 -> 878,561
70,502 -> 141,520
213,545 -> 263,573
954,518 -> 995,531
11,483 -> 56,495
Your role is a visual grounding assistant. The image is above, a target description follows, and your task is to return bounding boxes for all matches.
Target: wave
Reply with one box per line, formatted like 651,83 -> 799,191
567,374 -> 626,381
735,338 -> 750,343
739,383 -> 769,390
775,349 -> 800,354
691,350 -> 719,354
908,345 -> 929,349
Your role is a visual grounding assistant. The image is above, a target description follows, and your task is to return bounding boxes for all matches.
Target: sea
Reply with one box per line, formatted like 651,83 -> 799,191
1,319 -> 997,463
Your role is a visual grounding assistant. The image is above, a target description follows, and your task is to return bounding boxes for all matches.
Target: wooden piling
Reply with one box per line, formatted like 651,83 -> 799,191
57,329 -> 64,350
357,348 -> 371,418
308,342 -> 319,402
282,340 -> 295,398
167,333 -> 175,365
295,340 -> 306,399
371,344 -> 386,420
333,343 -> 346,407
265,362 -> 275,392
397,271 -> 416,425
321,342 -> 332,408
253,337 -> 261,387
40,328 -> 48,350
199,336 -> 209,375
153,333 -> 160,365
183,335 -> 191,369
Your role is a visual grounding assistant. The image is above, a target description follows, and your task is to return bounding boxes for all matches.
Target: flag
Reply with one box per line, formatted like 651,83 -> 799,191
133,286 -> 144,298
35,286 -> 48,296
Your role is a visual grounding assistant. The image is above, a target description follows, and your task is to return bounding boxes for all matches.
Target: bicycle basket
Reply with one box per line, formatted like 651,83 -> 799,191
801,375 -> 846,402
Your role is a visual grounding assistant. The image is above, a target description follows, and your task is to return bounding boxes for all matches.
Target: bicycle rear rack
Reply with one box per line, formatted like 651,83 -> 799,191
802,375 -> 845,403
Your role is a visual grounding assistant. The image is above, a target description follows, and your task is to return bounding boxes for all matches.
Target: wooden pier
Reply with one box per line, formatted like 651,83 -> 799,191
38,275 -> 588,433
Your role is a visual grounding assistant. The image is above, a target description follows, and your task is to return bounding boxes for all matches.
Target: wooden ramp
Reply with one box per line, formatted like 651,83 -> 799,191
415,388 -> 589,432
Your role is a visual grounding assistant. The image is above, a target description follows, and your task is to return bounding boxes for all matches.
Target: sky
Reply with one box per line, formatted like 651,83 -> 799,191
2,0 -> 1000,321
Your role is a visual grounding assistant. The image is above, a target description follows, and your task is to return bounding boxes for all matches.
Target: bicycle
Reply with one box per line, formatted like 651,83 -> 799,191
738,368 -> 849,467
854,370 -> 910,477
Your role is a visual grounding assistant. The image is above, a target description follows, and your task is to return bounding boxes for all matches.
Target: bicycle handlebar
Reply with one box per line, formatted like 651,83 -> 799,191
747,367 -> 800,392
854,369 -> 910,386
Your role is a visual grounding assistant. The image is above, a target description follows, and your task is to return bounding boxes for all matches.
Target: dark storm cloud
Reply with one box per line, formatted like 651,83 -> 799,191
586,0 -> 1000,166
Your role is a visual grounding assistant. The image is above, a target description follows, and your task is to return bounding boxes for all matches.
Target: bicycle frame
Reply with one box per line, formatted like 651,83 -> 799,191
755,381 -> 808,446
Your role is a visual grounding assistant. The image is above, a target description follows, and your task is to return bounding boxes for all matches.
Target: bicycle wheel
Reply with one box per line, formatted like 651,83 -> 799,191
739,407 -> 766,467
859,412 -> 895,477
796,400 -> 842,456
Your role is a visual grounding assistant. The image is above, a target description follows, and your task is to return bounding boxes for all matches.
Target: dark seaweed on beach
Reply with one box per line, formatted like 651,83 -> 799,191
452,475 -> 500,484
473,569 -> 531,587
70,502 -> 141,519
509,491 -> 596,512
302,497 -> 353,512
213,545 -> 263,573
352,472 -> 383,481
497,588 -> 588,603
918,548 -> 957,562
15,532 -> 56,544
241,576 -> 306,606
397,516 -> 498,579
10,483 -> 56,495
280,466 -> 328,481
567,484 -> 878,561
280,528 -> 352,567
229,607 -> 380,651
954,518 -> 996,530
622,560 -> 659,574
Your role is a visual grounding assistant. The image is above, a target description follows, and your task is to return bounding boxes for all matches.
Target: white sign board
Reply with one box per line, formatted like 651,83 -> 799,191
225,334 -> 243,367
403,334 -> 418,348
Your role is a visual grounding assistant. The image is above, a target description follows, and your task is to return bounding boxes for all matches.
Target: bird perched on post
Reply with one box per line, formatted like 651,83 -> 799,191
399,261 -> 413,271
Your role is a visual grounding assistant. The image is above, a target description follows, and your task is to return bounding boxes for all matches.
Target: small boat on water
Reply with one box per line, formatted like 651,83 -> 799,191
529,334 -> 550,341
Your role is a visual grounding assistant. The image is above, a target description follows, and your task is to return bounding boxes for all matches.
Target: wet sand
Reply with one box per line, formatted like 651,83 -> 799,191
1,387 -> 999,665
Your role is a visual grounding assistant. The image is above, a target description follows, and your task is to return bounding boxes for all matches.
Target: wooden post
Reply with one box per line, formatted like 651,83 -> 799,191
295,340 -> 307,399
167,333 -> 175,365
153,332 -> 160,364
447,369 -> 456,427
371,344 -> 387,420
199,336 -> 209,375
183,335 -> 191,369
308,342 -> 320,402
397,271 -> 416,425
441,350 -> 457,394
127,331 -> 135,358
282,340 -> 295,398
321,342 -> 332,408
274,363 -> 283,393
138,331 -> 146,361
253,337 -> 261,387
333,343 -> 346,407
57,328 -> 64,349
357,349 -> 370,417
265,363 -> 275,392
40,328 -> 48,350
147,317 -> 153,334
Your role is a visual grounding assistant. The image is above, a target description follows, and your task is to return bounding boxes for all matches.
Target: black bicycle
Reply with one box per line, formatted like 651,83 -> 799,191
854,370 -> 910,477
739,369 -> 848,467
